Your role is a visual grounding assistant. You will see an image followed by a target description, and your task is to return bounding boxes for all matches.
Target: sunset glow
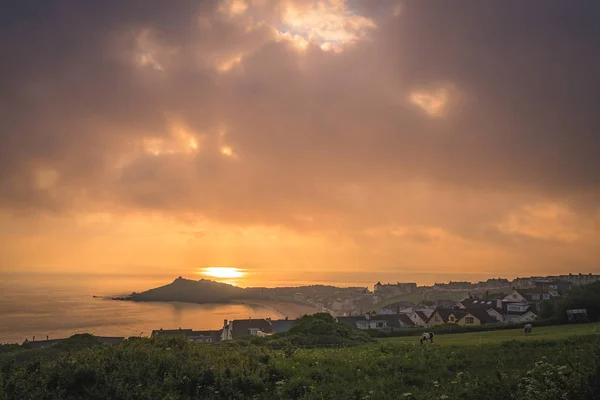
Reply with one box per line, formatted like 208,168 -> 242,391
201,267 -> 246,279
1,0 -> 599,286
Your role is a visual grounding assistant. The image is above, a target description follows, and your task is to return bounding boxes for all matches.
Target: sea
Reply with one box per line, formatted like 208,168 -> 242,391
0,273 -> 282,344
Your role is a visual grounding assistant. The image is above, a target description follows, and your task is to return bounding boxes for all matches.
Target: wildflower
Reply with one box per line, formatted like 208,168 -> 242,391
451,381 -> 458,384
440,396 -> 449,400
403,393 -> 412,397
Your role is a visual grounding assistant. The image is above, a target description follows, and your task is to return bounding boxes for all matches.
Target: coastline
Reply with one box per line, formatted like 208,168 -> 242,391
235,299 -> 319,320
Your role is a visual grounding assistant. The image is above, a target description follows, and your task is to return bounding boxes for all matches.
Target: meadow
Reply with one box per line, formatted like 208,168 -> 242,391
1,323 -> 600,399
382,322 -> 600,346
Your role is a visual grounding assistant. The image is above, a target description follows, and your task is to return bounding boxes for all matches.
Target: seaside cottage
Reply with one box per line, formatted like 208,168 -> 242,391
220,318 -> 273,341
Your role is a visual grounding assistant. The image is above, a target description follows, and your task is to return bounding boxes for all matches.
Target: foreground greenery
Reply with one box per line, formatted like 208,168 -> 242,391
2,323 -> 600,399
541,281 -> 600,322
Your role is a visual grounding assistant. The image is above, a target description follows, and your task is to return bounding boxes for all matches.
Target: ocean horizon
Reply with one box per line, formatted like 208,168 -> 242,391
0,273 -> 285,344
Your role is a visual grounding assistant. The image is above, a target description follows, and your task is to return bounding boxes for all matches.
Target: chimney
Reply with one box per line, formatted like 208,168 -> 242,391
223,319 -> 228,328
365,312 -> 370,321
46,335 -> 49,341
33,336 -> 35,342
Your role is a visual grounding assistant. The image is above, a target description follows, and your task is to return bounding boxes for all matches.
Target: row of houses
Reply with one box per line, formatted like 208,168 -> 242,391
342,287 -> 552,332
151,317 -> 295,343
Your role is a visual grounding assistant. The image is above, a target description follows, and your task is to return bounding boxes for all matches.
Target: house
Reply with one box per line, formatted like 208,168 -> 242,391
427,308 -> 498,326
502,289 -> 552,312
271,318 -> 295,333
461,294 -> 539,324
186,330 -> 222,343
458,298 -> 504,322
151,328 -> 221,343
374,282 -> 417,296
501,302 -> 538,323
393,308 -> 432,326
559,273 -> 600,286
566,309 -> 588,322
455,309 -> 498,326
426,309 -> 464,326
337,314 -> 415,330
221,318 -> 273,341
435,299 -> 462,309
544,279 -> 572,295
151,328 -> 194,338
380,301 -> 416,315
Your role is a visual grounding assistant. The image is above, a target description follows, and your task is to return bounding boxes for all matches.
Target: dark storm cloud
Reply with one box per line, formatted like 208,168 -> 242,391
1,0 -> 600,239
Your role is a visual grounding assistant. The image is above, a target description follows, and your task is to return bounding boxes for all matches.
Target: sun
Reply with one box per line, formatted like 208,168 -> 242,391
201,267 -> 245,279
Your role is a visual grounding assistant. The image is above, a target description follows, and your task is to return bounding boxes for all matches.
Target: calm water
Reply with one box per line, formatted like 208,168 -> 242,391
0,274 -> 281,344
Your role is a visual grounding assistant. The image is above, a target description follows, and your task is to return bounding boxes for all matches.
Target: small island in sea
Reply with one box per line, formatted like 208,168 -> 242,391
112,276 -> 322,319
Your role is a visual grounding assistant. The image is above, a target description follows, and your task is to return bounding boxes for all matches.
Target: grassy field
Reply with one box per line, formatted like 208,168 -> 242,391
382,322 -> 600,346
2,323 -> 600,399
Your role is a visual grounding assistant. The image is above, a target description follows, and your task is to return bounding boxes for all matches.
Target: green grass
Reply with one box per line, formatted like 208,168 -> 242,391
2,324 -> 600,399
381,322 -> 600,346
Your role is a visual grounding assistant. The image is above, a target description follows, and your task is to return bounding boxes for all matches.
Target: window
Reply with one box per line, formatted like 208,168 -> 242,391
449,316 -> 455,322
375,322 -> 386,328
532,294 -> 540,300
435,316 -> 440,321
508,306 -> 521,312
464,317 -> 474,324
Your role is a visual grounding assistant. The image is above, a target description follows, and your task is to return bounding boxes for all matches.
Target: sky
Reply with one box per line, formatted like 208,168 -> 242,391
1,0 -> 600,287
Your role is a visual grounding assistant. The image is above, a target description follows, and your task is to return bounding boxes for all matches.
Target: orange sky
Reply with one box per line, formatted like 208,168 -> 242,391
1,0 -> 599,286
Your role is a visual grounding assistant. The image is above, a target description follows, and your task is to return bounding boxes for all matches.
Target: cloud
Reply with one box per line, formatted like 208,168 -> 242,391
1,0 -> 600,277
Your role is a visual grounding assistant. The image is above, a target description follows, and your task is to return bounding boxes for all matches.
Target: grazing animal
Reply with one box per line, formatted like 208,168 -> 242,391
524,324 -> 532,335
420,332 -> 434,344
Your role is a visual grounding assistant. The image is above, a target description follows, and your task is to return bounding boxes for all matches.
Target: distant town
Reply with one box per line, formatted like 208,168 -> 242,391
20,272 -> 599,349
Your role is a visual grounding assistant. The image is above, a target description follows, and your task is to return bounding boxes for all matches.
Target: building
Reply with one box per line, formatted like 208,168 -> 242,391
220,317 -> 296,341
426,308 -> 498,326
336,314 -> 414,330
271,318 -> 295,333
455,309 -> 497,326
380,301 -> 416,315
566,309 -> 588,322
558,273 -> 600,286
426,309 -> 463,326
501,303 -> 538,323
502,289 -> 552,312
433,281 -> 473,291
374,282 -> 417,296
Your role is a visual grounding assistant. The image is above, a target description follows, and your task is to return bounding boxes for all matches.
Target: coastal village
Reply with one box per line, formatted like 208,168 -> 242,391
20,273 -> 599,348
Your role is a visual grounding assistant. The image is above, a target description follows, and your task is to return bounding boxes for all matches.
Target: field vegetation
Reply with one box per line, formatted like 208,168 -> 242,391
2,319 -> 600,399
